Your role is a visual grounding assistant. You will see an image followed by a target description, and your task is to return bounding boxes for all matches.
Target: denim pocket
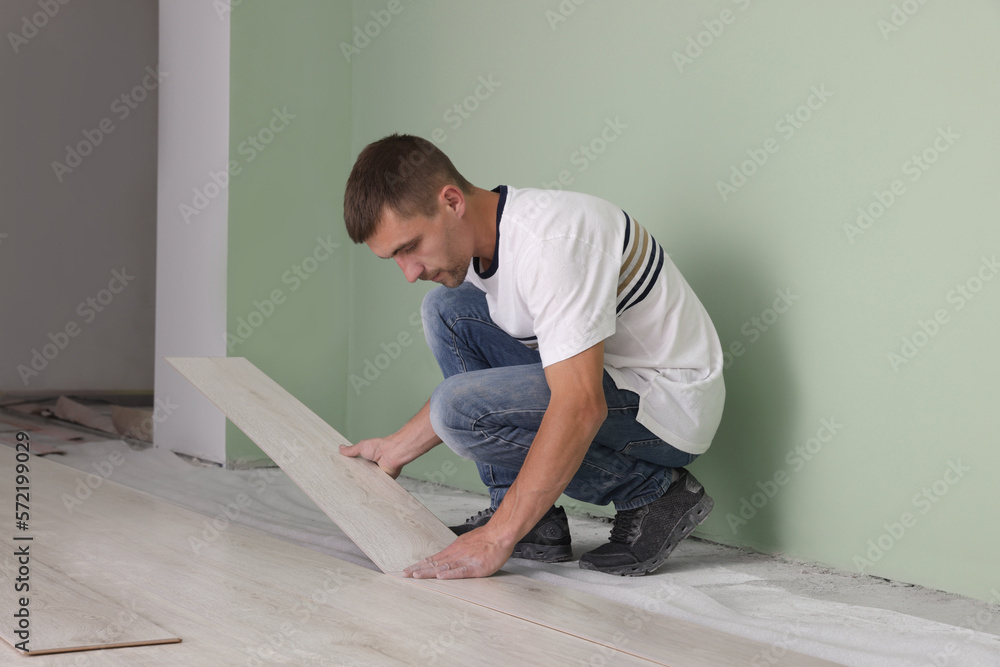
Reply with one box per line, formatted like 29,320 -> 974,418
622,438 -> 697,468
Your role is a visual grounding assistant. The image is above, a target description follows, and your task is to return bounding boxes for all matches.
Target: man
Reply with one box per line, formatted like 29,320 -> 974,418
339,134 -> 725,580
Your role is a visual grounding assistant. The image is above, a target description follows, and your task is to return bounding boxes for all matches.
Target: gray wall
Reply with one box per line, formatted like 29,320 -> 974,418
1,0 -> 158,393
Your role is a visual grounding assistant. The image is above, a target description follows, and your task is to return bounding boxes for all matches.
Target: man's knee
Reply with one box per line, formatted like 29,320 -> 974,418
420,285 -> 447,323
421,286 -> 444,334
422,285 -> 462,349
429,376 -> 461,442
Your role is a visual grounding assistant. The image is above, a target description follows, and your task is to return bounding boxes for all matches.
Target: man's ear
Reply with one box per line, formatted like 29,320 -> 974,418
440,185 -> 466,218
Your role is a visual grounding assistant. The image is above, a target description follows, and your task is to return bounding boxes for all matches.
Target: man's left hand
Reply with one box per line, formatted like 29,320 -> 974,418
402,527 -> 513,579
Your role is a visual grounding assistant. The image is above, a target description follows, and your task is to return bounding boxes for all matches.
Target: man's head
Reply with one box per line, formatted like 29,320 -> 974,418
344,134 -> 478,287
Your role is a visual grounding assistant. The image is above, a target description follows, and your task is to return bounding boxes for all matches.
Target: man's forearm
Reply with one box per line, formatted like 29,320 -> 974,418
486,394 -> 607,546
391,398 -> 443,460
486,343 -> 608,548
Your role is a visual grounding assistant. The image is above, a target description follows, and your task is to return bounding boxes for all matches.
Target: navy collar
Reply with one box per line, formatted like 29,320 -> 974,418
474,185 -> 506,279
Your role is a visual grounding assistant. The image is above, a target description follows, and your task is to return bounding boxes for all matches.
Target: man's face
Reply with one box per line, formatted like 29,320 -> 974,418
367,195 -> 473,288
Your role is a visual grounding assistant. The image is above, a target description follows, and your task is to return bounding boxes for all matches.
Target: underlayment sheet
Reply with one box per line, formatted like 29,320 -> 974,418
46,439 -> 1000,667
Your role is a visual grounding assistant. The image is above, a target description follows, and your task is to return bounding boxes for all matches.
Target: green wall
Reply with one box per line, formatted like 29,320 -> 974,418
227,0 -> 354,465
226,0 -> 1000,602
345,0 -> 1000,602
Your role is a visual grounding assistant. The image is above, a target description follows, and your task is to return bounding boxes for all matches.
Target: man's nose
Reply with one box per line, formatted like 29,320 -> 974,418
396,256 -> 422,283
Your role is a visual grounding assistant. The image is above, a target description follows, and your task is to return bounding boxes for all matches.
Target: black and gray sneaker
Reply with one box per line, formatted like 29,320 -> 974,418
579,469 -> 713,576
449,505 -> 573,562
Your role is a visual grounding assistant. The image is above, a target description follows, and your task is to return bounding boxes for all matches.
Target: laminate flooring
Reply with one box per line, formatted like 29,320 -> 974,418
165,356 -> 841,666
166,356 -> 455,574
0,553 -> 180,655
0,450 -> 661,665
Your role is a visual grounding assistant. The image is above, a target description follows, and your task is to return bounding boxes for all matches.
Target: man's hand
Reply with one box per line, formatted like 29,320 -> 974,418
402,526 -> 514,579
339,437 -> 406,479
339,398 -> 443,478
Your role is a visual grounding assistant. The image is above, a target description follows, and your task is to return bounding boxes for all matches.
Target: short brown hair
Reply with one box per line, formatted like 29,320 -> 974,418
343,134 -> 474,244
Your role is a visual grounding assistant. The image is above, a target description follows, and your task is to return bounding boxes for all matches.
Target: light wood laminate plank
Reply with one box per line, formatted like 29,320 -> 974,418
1,444 -> 660,666
166,356 -> 455,574
165,356 -> 842,667
402,572 -> 843,667
0,555 -> 180,655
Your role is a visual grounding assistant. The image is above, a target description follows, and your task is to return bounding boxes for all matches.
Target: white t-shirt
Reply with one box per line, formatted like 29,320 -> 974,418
464,185 -> 725,454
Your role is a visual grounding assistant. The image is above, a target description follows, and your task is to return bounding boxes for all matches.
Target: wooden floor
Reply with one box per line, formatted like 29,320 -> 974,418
2,453 -> 661,665
1,358 -> 842,665
2,447 -> 845,666
155,356 -> 839,667
166,356 -> 456,573
0,554 -> 180,655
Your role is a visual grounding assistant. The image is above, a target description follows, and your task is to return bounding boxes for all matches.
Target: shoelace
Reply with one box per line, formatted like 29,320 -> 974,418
608,507 -> 641,543
464,508 -> 495,524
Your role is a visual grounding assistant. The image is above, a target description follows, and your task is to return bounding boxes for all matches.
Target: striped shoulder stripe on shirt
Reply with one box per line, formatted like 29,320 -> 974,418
617,212 -> 664,315
515,334 -> 539,350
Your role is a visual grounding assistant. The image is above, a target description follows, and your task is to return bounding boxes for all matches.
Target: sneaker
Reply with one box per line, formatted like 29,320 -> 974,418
449,505 -> 573,562
579,469 -> 713,576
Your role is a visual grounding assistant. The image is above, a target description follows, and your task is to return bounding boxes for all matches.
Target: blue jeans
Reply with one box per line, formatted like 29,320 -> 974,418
423,282 -> 698,512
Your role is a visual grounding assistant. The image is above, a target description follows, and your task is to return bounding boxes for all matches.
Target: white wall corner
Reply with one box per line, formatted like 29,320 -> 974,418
154,0 -> 232,461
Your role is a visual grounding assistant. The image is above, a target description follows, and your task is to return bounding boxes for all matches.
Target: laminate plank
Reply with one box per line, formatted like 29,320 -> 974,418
2,443 -> 660,666
166,356 -> 843,666
0,555 -> 180,655
166,356 -> 455,574
403,572 -> 843,667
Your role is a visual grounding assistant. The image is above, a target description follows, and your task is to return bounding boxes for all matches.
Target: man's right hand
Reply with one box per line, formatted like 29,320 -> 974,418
338,398 -> 442,480
339,437 -> 406,479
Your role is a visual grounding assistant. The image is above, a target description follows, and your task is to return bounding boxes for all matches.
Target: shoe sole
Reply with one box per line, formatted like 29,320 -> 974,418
579,493 -> 714,576
512,542 -> 574,563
